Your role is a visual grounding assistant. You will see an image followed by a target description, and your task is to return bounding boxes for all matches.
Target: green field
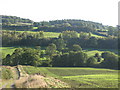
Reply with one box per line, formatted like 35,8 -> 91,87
43,32 -> 60,38
22,66 -> 118,88
0,47 -> 18,59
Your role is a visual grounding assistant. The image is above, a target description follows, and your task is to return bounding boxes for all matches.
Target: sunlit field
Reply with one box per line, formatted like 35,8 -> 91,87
22,66 -> 118,88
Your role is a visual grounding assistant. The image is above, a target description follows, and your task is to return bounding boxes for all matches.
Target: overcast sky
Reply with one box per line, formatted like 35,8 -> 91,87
0,0 -> 119,26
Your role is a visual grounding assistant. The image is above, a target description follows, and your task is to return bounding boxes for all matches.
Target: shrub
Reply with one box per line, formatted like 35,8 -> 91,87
2,68 -> 13,79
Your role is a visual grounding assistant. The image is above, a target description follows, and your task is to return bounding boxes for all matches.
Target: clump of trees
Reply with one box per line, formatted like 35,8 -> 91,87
86,57 -> 98,67
100,51 -> 119,69
2,31 -> 44,46
2,15 -> 33,24
52,51 -> 87,67
3,48 -> 42,66
61,31 -> 79,38
2,15 -> 33,31
3,25 -> 33,31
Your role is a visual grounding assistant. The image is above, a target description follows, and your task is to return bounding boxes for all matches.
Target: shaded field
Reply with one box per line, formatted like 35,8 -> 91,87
22,66 -> 119,88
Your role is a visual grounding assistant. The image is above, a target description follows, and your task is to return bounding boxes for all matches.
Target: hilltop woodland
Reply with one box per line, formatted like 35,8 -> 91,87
1,15 -> 120,69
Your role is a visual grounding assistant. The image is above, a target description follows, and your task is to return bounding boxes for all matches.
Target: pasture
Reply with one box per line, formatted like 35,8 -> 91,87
22,66 -> 118,88
0,47 -> 18,59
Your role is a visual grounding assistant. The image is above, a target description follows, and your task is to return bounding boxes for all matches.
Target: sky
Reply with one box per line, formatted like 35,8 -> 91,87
0,0 -> 119,26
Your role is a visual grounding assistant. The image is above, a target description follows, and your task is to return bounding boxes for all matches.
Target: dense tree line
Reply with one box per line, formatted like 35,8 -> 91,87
65,37 -> 118,49
2,15 -> 33,25
2,31 -> 118,49
2,31 -> 47,46
2,15 -> 33,31
2,25 -> 33,31
36,26 -> 97,33
3,47 -> 119,69
36,19 -> 106,29
52,51 -> 87,67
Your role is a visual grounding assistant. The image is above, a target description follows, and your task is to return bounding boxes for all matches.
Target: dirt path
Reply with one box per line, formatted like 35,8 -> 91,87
14,66 -> 20,79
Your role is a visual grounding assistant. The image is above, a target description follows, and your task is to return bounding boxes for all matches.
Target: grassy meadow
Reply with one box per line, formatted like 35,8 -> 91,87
0,47 -> 18,59
22,66 -> 118,88
43,32 -> 60,38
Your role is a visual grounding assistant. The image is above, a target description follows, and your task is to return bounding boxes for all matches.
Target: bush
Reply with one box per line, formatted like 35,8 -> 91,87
101,51 -> 118,69
2,68 -> 13,79
86,57 -> 97,66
